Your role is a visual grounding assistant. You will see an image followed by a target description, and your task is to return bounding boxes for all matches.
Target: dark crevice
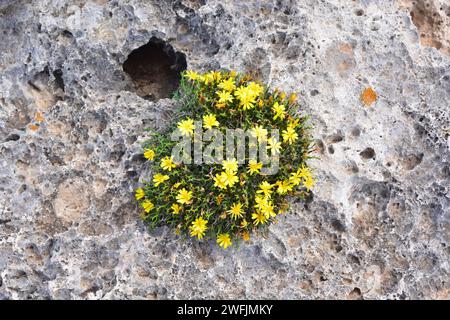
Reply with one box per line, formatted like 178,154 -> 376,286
53,69 -> 65,91
360,147 -> 376,159
5,133 -> 20,142
123,37 -> 187,100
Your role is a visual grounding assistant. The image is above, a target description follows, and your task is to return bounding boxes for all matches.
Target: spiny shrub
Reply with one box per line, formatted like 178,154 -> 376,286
135,70 -> 315,248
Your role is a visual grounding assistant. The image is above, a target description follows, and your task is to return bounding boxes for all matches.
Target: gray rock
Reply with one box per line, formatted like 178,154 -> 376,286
0,0 -> 449,299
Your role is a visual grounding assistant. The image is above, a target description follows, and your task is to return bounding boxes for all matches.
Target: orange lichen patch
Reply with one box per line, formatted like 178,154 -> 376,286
28,124 -> 40,131
397,0 -> 450,57
325,41 -> 355,77
361,87 -> 377,106
339,43 -> 354,55
34,112 -> 45,122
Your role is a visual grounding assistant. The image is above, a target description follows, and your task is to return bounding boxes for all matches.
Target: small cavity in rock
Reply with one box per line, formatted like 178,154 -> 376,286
331,219 -> 346,232
5,133 -> 20,142
351,126 -> 361,137
327,132 -> 344,144
123,37 -> 187,100
360,147 -> 375,159
348,287 -> 363,300
53,69 -> 65,91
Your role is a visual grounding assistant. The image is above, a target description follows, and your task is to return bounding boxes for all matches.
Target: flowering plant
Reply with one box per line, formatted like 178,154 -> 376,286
135,70 -> 315,248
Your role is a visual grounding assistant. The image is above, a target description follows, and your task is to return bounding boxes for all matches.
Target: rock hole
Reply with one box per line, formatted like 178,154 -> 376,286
331,219 -> 346,232
351,126 -> 361,137
347,254 -> 360,265
53,69 -> 65,91
123,37 -> 187,100
326,131 -> 344,144
348,287 -> 362,299
5,133 -> 20,142
359,147 -> 375,159
61,30 -> 73,38
404,153 -> 423,170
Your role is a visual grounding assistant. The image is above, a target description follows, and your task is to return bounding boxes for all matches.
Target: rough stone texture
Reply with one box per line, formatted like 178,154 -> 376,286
0,0 -> 449,300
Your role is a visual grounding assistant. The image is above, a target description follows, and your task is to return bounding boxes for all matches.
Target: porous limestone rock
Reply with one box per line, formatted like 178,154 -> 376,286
0,0 -> 449,299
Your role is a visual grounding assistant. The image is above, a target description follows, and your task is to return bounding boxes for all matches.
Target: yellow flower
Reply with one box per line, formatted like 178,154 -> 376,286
222,158 -> 238,173
260,200 -> 276,218
142,199 -> 154,213
282,126 -> 298,144
228,202 -> 244,219
272,102 -> 286,120
189,217 -> 208,239
254,195 -> 268,211
217,233 -> 232,249
177,118 -> 195,136
251,125 -> 268,142
171,203 -> 182,214
234,85 -> 257,110
161,156 -> 177,171
213,172 -> 228,189
288,169 -> 299,185
176,188 -> 193,205
135,188 -> 145,200
217,90 -> 234,104
240,219 -> 248,228
203,114 -> 220,130
303,174 -> 315,191
290,165 -> 314,188
276,180 -> 293,194
203,72 -> 215,85
287,118 -> 300,129
257,181 -> 273,197
143,149 -> 155,160
185,70 -> 200,81
218,78 -> 236,92
153,173 -> 169,186
267,137 -> 282,154
247,81 -> 264,97
242,231 -> 250,241
211,71 -> 222,81
252,211 -> 268,225
172,182 -> 182,189
247,159 -> 263,175
298,164 -> 312,178
223,170 -> 238,187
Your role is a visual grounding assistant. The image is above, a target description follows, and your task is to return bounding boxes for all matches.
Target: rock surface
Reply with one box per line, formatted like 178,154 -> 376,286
0,0 -> 449,299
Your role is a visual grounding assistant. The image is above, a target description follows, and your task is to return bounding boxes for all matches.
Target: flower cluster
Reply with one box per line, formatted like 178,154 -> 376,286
135,70 -> 315,249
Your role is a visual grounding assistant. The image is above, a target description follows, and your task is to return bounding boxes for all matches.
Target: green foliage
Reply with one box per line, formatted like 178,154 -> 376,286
135,70 -> 315,248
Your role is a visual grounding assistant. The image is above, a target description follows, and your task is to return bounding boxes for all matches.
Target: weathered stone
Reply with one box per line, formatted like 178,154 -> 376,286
0,0 -> 449,300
